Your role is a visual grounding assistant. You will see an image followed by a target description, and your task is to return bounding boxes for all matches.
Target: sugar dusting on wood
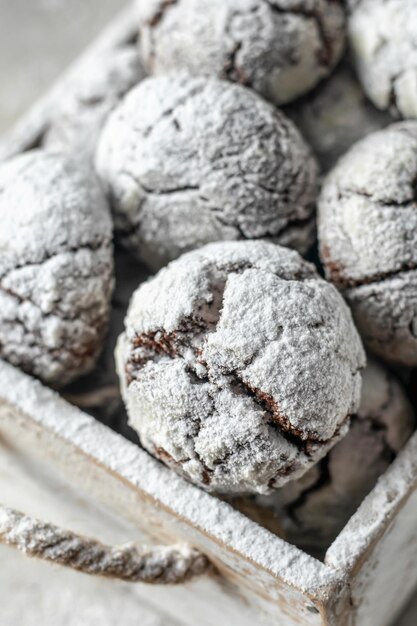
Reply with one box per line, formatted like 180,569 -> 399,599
0,150 -> 114,386
0,359 -> 341,595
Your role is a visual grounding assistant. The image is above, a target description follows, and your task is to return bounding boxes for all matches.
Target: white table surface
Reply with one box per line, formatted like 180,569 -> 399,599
0,2 -> 415,624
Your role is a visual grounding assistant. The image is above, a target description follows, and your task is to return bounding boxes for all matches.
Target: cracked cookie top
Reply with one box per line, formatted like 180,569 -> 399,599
96,74 -> 319,270
318,122 -> 417,287
116,240 -> 365,495
136,0 -> 346,106
348,0 -> 417,119
0,150 -> 114,386
318,122 -> 417,365
284,59 -> 392,173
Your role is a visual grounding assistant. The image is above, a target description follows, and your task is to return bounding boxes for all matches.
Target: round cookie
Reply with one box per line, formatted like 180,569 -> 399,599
44,46 -> 145,161
0,150 -> 114,387
255,357 -> 414,555
318,122 -> 417,365
348,0 -> 417,119
116,240 -> 365,495
96,75 -> 319,270
136,0 -> 346,106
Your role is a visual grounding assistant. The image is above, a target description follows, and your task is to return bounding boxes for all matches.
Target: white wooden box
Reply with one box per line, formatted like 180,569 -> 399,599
1,6 -> 417,626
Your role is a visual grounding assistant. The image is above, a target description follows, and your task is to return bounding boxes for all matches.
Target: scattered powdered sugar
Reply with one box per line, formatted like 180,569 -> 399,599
136,0 -> 346,106
95,74 -> 319,269
116,240 -> 365,495
0,150 -> 114,386
318,121 -> 417,364
348,0 -> 417,118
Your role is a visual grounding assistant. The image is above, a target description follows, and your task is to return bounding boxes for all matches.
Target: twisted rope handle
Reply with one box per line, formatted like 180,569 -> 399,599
0,504 -> 210,584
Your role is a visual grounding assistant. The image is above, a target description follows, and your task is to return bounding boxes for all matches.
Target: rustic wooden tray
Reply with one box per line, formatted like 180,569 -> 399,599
1,6 -> 417,626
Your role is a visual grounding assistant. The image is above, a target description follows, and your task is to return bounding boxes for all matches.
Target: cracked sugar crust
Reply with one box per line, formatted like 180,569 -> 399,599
43,46 -> 146,162
284,59 -> 392,172
318,122 -> 417,364
95,75 -> 319,270
136,0 -> 346,106
348,0 -> 417,119
0,150 -> 114,387
318,122 -> 417,286
255,357 -> 414,554
115,240 -> 365,495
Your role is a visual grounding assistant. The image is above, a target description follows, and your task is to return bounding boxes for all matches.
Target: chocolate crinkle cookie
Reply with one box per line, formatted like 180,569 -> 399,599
319,122 -> 417,365
43,46 -> 146,161
96,75 -> 319,270
116,241 -> 365,495
136,0 -> 346,106
0,150 -> 114,387
254,357 -> 414,555
348,0 -> 417,119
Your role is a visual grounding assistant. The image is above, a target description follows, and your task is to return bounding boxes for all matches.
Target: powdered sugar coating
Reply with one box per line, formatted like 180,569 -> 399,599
0,150 -> 114,387
96,75 -> 319,270
116,240 -> 365,495
318,122 -> 417,365
43,46 -> 146,161
136,0 -> 346,106
255,357 -> 414,555
348,0 -> 417,119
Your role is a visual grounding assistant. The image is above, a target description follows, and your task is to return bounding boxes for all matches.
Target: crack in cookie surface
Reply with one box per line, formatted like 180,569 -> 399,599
119,241 -> 365,494
261,0 -> 338,67
147,0 -> 178,27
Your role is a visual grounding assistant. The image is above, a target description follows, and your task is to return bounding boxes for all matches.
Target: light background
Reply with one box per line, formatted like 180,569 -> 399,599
0,1 -> 416,624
